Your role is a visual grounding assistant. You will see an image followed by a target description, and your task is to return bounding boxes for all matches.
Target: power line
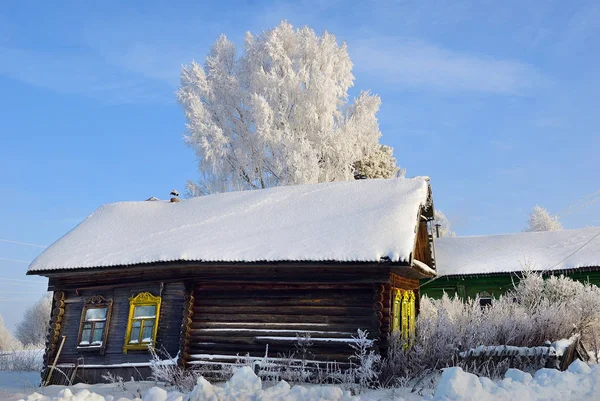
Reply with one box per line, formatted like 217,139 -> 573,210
0,290 -> 48,294
561,195 -> 600,217
0,283 -> 48,289
548,230 -> 600,271
556,188 -> 600,217
0,277 -> 46,284
0,239 -> 46,249
0,257 -> 31,264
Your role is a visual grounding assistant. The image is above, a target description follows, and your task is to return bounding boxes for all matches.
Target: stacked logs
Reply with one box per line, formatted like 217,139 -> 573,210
41,291 -> 65,383
178,292 -> 195,368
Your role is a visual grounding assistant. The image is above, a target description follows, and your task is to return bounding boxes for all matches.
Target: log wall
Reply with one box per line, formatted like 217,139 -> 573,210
187,282 -> 379,366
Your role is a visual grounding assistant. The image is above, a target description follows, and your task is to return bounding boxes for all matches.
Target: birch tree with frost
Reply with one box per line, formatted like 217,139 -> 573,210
178,21 -> 397,195
525,205 -> 563,232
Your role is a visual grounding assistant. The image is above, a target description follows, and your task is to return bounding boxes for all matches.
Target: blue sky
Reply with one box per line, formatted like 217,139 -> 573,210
1,0 -> 599,330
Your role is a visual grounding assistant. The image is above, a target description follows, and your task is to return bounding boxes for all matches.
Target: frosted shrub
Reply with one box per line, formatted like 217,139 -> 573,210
343,329 -> 381,393
381,273 -> 600,384
0,346 -> 43,371
148,347 -> 205,392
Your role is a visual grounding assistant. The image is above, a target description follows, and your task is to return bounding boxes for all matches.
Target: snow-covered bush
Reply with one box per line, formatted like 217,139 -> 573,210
381,272 -> 600,385
15,294 -> 52,347
344,329 -> 381,393
0,315 -> 21,352
148,347 -> 205,392
0,346 -> 44,371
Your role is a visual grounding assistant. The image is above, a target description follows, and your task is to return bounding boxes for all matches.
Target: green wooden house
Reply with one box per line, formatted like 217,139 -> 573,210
421,227 -> 600,302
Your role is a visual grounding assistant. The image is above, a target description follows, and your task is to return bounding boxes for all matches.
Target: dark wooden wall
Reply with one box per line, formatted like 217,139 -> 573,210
187,282 -> 379,367
413,220 -> 433,268
39,261 -> 429,382
51,282 -> 184,369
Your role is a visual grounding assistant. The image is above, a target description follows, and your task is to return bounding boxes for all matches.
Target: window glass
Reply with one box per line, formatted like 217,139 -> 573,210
141,320 -> 154,342
85,307 -> 107,321
133,305 -> 156,318
92,322 -> 105,344
129,320 -> 141,344
80,325 -> 91,345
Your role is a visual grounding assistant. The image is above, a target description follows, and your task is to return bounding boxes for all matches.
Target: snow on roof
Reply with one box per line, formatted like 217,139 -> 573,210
435,227 -> 600,276
29,177 -> 431,272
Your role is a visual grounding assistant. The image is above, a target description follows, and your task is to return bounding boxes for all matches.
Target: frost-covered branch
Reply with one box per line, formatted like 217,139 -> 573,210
178,21 -> 401,195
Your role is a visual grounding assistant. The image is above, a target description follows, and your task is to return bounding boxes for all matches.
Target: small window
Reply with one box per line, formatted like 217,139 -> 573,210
77,296 -> 112,354
478,291 -> 493,308
479,298 -> 493,308
124,292 -> 161,353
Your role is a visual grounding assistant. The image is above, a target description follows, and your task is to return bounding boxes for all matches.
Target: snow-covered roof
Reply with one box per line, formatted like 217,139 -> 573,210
29,177 -> 432,272
435,227 -> 600,276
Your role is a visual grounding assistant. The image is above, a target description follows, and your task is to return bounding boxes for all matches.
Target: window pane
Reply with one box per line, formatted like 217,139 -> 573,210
133,305 -> 156,318
80,326 -> 91,345
129,320 -> 142,344
141,320 -> 154,343
85,307 -> 107,321
92,322 -> 105,344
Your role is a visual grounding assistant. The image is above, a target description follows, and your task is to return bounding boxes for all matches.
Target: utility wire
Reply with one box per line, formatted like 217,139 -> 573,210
548,230 -> 600,271
0,277 -> 46,284
0,239 -> 46,248
0,283 -> 48,289
556,188 -> 600,217
0,257 -> 31,264
560,195 -> 600,217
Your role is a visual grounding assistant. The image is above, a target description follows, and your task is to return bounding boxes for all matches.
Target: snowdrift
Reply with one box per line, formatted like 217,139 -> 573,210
15,361 -> 600,401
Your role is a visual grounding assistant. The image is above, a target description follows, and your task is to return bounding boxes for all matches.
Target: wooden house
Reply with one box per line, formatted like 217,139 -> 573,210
421,227 -> 600,303
28,177 -> 437,384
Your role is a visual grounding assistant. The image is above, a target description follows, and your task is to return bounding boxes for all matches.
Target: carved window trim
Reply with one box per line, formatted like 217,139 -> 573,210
123,292 -> 162,353
77,295 -> 113,355
391,288 -> 416,339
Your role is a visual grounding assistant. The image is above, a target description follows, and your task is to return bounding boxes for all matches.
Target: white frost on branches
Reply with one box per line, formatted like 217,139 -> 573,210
178,21 -> 394,195
0,315 -> 20,351
15,294 -> 51,346
353,145 -> 401,179
525,205 -> 563,232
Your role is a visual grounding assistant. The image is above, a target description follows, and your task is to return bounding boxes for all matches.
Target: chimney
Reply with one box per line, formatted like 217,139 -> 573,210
170,189 -> 180,203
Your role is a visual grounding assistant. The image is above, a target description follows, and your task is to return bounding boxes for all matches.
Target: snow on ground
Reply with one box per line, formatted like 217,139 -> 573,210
4,362 -> 600,401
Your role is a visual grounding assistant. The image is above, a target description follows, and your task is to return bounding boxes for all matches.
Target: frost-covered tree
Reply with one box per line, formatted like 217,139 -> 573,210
525,205 -> 562,232
433,210 -> 456,238
0,315 -> 20,351
178,21 -> 396,195
353,145 -> 402,179
15,294 -> 51,346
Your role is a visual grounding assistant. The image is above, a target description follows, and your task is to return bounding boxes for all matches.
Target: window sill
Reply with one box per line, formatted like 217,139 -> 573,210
123,344 -> 153,354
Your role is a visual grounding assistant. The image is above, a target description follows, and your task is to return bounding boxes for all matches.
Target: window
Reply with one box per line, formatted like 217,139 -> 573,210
77,295 -> 112,354
478,291 -> 493,308
123,292 -> 161,353
392,289 -> 416,339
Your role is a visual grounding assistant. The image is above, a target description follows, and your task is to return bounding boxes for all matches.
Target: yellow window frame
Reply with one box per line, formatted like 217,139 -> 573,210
391,289 -> 416,339
123,292 -> 162,353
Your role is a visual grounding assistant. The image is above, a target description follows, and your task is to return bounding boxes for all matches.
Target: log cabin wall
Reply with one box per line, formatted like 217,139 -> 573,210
187,282 -> 382,368
46,281 -> 184,384
42,262 -> 413,381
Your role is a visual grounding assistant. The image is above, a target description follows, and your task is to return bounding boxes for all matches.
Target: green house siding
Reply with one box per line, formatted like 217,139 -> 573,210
421,268 -> 600,299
